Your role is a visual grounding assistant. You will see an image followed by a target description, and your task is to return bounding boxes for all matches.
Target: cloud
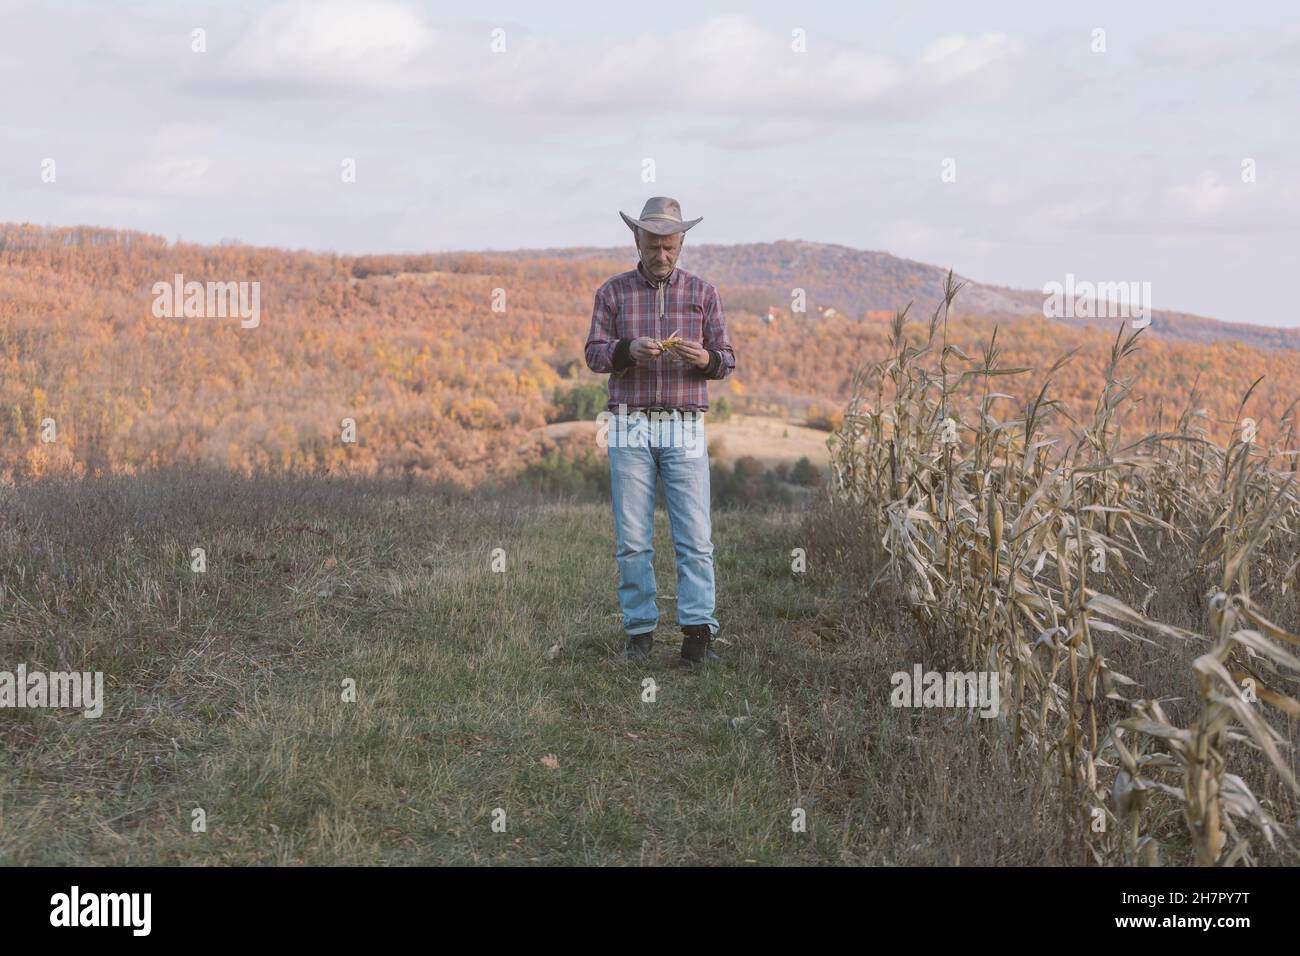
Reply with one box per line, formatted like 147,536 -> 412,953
1140,27 -> 1300,69
125,124 -> 221,196
205,9 -> 1029,123
918,32 -> 1022,84
476,17 -> 1025,119
145,157 -> 211,194
225,0 -> 436,92
1166,171 -> 1235,218
1020,170 -> 1300,237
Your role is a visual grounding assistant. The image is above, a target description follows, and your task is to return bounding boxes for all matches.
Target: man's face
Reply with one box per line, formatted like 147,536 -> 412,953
637,229 -> 683,279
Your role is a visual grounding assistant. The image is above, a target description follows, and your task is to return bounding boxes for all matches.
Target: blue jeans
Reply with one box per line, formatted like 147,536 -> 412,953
606,409 -> 718,638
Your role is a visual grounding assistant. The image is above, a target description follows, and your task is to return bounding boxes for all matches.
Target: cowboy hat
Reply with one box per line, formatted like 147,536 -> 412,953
619,196 -> 702,236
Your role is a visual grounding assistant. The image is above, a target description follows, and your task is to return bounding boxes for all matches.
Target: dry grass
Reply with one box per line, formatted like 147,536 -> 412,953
523,414 -> 832,471
0,469 -> 900,864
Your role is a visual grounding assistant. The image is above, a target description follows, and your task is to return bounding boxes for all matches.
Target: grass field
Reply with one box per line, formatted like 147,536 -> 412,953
0,470 -> 870,865
4,467 -> 1292,865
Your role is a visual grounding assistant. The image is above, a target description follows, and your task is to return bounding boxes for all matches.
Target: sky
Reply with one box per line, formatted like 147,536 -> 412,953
2,0 -> 1298,327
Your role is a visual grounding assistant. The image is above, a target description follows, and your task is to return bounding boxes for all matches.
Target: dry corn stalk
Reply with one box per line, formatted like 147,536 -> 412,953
826,277 -> 1300,866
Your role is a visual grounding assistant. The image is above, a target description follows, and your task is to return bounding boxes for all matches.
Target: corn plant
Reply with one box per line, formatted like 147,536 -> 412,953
827,279 -> 1300,865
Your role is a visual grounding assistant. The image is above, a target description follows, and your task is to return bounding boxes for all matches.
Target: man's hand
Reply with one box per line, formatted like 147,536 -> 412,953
670,340 -> 711,370
630,336 -> 663,365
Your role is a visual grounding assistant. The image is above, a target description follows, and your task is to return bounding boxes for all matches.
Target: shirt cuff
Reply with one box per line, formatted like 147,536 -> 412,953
704,349 -> 721,377
612,337 -> 634,371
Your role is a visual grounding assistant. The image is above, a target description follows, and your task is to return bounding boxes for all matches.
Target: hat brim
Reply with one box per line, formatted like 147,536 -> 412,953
620,211 -> 702,236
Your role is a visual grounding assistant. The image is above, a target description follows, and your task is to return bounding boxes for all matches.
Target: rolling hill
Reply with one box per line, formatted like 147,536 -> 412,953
487,239 -> 1300,352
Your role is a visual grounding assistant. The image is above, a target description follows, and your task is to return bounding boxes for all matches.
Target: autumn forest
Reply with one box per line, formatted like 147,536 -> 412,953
2,222 -> 1298,486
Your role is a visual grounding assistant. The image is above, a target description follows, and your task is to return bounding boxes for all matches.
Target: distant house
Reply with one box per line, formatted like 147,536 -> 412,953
764,307 -> 781,324
815,305 -> 840,319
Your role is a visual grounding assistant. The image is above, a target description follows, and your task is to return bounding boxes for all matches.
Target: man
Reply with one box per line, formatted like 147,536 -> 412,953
584,196 -> 736,664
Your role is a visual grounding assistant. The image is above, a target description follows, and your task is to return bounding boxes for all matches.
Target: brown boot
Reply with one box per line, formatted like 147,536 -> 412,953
623,631 -> 654,659
680,624 -> 720,663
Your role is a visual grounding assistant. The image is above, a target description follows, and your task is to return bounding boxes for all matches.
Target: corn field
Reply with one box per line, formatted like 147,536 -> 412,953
826,275 -> 1300,865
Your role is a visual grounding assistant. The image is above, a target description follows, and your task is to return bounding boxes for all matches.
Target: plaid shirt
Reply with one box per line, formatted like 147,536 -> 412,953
584,262 -> 736,412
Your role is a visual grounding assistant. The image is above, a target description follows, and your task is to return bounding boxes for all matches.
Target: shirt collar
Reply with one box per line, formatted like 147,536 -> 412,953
637,260 -> 679,287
